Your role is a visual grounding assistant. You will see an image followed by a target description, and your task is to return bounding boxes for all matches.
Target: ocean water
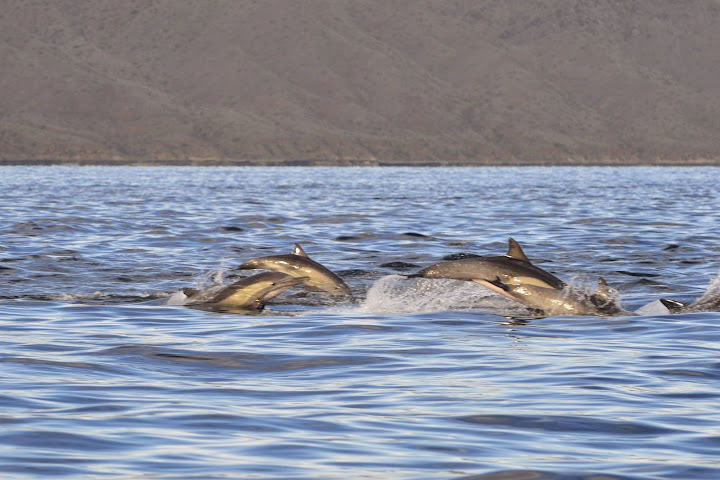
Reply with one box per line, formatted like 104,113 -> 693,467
1,165 -> 719,479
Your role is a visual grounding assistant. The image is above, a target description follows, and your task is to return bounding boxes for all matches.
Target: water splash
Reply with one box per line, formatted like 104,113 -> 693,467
355,275 -> 521,314
46,291 -> 112,302
694,269 -> 720,306
165,262 -> 229,306
678,267 -> 720,312
198,259 -> 228,289
563,275 -> 627,315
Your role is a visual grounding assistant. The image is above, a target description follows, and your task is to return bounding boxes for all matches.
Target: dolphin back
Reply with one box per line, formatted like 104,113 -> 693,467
410,256 -> 564,290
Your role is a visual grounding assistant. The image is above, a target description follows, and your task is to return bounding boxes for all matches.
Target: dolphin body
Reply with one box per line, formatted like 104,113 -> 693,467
409,238 -> 565,291
660,294 -> 720,314
238,244 -> 352,296
410,238 -> 625,316
184,272 -> 307,311
498,277 -> 627,316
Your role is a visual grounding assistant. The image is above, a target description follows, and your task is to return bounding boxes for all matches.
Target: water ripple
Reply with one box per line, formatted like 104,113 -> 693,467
2,167 -> 720,479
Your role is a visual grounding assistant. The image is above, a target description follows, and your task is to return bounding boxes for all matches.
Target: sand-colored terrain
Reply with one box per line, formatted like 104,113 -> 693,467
2,1 -> 720,165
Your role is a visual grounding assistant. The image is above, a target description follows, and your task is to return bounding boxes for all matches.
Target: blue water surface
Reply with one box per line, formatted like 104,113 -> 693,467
1,166 -> 719,479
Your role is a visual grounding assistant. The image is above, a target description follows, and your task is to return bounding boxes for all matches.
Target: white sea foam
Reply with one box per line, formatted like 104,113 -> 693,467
46,291 -> 111,302
355,275 -> 518,314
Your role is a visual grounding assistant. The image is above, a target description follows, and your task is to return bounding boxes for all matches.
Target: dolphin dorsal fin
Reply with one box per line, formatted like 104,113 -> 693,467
596,277 -> 613,294
292,243 -> 309,257
660,298 -> 686,313
505,238 -> 530,262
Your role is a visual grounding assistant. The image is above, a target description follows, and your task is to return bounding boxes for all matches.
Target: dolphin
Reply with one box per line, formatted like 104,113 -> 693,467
659,294 -> 720,314
495,277 -> 627,316
659,298 -> 687,313
657,273 -> 720,314
409,238 -> 565,299
237,243 -> 352,295
184,272 -> 307,310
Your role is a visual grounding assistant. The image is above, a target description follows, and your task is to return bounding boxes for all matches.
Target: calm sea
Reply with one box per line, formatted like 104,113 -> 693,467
1,166 -> 719,479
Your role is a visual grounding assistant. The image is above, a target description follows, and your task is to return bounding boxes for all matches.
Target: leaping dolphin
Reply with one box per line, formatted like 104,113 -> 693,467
408,238 -> 628,316
184,272 -> 307,310
238,243 -> 352,296
495,277 -> 627,316
409,238 -> 565,296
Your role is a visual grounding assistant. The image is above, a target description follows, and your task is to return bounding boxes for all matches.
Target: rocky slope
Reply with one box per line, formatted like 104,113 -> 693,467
2,0 -> 720,164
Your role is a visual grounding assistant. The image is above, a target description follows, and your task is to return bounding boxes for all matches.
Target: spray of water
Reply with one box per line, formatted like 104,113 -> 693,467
676,268 -> 720,312
355,275 -> 522,315
696,271 -> 720,304
564,274 -> 626,313
165,261 -> 229,306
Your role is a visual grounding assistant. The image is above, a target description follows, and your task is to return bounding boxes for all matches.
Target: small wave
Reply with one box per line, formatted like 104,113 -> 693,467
100,344 -> 389,373
0,430 -> 133,452
455,413 -> 678,435
40,291 -> 164,304
45,291 -> 112,301
455,470 -> 642,480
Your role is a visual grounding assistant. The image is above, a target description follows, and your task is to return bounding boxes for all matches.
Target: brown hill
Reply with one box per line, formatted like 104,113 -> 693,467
2,0 -> 720,165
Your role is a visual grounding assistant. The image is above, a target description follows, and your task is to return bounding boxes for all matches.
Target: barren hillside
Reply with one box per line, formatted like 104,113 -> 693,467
2,0 -> 720,165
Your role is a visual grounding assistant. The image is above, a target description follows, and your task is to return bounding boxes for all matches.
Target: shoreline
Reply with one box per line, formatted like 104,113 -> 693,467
2,158 -> 720,167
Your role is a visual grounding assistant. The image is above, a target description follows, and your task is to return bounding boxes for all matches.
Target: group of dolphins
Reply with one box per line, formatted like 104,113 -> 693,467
178,238 -> 717,316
